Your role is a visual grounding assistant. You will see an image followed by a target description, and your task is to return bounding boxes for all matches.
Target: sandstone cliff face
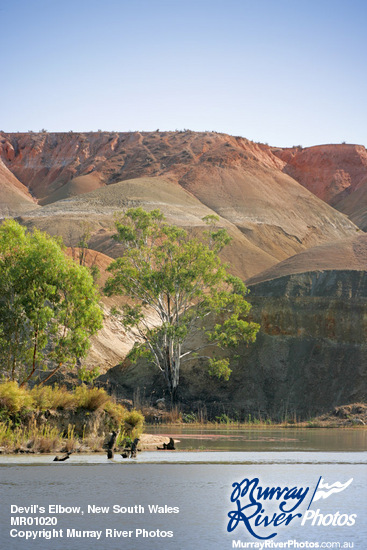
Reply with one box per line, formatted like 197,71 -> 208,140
103,269 -> 366,419
238,270 -> 367,417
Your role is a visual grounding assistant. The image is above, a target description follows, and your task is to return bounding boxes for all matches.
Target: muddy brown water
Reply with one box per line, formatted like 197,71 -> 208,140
0,428 -> 366,549
146,425 -> 367,452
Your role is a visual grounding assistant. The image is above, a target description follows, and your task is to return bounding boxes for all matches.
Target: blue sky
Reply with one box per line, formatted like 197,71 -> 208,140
1,0 -> 366,147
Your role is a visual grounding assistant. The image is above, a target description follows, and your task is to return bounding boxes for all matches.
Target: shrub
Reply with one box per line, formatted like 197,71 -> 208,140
0,381 -> 33,415
30,385 -> 76,411
123,409 -> 144,438
103,400 -> 126,426
73,386 -> 110,411
182,412 -> 197,423
78,366 -> 100,385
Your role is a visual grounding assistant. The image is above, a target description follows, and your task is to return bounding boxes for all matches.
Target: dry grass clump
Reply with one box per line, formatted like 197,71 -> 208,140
0,420 -> 77,453
60,425 -> 80,453
0,381 -> 33,415
27,424 -> 63,453
163,405 -> 182,423
104,400 -> 126,425
31,385 -> 111,412
0,383 -> 113,417
141,405 -> 183,424
73,386 -> 110,411
83,434 -> 105,452
123,409 -> 144,438
0,423 -> 21,449
30,385 -> 76,411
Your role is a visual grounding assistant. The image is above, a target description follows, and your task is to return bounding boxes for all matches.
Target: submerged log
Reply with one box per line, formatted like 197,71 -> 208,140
53,451 -> 72,462
107,430 -> 118,449
157,437 -> 175,450
106,430 -> 119,459
130,437 -> 140,458
121,438 -> 140,459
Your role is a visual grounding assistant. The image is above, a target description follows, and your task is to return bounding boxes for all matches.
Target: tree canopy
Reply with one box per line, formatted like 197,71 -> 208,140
0,220 -> 103,386
104,208 -> 259,399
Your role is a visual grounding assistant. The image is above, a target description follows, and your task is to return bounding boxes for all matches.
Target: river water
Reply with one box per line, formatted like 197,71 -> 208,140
146,426 -> 367,453
0,428 -> 366,550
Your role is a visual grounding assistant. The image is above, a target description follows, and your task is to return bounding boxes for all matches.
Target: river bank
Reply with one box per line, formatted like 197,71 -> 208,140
0,382 -> 144,454
1,424 -> 366,456
1,380 -> 365,455
141,401 -> 367,428
0,433 -> 173,455
1,414 -> 365,456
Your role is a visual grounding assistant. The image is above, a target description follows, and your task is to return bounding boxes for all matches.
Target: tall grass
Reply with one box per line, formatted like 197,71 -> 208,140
30,385 -> 76,411
0,420 -> 76,453
0,381 -> 33,415
73,386 -> 110,411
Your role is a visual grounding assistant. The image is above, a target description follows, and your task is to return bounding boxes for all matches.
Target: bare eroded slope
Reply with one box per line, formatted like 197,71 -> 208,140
1,131 -> 359,279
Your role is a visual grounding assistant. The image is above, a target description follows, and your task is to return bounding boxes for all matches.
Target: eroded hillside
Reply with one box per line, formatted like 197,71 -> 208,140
0,131 -> 361,280
273,143 -> 367,229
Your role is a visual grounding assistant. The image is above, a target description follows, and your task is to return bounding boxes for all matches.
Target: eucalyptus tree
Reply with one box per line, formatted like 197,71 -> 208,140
0,220 -> 103,386
104,208 -> 259,400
